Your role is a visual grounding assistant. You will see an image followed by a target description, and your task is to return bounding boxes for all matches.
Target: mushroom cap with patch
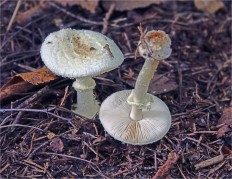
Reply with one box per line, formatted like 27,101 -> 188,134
99,90 -> 172,145
138,30 -> 172,61
40,28 -> 124,78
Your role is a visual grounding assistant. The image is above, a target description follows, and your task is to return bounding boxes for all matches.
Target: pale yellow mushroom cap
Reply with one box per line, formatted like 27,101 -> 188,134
40,28 -> 124,78
138,30 -> 172,61
99,90 -> 172,145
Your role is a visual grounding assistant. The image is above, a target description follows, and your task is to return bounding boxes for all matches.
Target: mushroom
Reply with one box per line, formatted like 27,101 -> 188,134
40,28 -> 124,119
99,28 -> 172,145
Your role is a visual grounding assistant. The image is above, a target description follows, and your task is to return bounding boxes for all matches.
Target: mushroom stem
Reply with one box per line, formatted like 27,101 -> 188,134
130,60 -> 160,121
72,76 -> 99,119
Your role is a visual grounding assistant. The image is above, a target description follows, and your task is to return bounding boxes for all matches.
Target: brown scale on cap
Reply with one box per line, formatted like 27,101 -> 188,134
145,31 -> 170,49
72,36 -> 96,57
104,44 -> 114,59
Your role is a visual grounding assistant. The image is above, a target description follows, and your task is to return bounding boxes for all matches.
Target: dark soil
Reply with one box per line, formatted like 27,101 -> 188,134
1,1 -> 231,178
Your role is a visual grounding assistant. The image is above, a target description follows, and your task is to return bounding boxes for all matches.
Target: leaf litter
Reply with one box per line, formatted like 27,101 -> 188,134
0,0 -> 231,178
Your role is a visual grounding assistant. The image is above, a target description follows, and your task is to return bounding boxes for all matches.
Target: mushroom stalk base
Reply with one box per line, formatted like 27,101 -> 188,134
129,60 -> 160,121
72,77 -> 99,119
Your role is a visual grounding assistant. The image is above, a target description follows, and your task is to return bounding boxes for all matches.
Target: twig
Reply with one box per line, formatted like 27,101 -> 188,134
38,152 -> 96,166
83,141 -> 105,159
187,131 -> 217,135
23,160 -> 45,170
0,0 -> 8,6
194,154 -> 224,170
0,163 -> 10,173
0,124 -> 44,132
0,108 -> 71,122
7,0 -> 22,31
49,2 -> 102,25
28,141 -> 50,159
60,86 -> 69,106
207,160 -> 226,176
13,86 -> 50,124
184,137 -> 218,154
101,3 -> 115,34
177,66 -> 183,103
1,15 -> 49,49
177,164 -> 187,179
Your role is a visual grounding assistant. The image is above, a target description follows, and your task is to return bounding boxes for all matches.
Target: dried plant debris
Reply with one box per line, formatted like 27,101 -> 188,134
54,0 -> 99,13
194,0 -> 224,14
0,67 -> 56,101
17,66 -> 56,85
153,152 -> 179,179
16,1 -> 48,25
102,0 -> 161,11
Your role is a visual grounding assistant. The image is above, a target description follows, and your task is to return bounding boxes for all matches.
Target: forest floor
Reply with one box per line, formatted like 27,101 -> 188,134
0,1 -> 231,178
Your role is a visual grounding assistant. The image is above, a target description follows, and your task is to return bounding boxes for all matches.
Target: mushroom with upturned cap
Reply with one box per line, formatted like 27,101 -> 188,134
99,28 -> 172,145
40,28 -> 124,119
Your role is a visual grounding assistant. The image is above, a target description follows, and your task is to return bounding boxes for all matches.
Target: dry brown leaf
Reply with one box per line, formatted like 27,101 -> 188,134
217,107 -> 232,138
54,0 -> 99,13
102,0 -> 160,11
17,66 -> 56,85
16,1 -> 48,25
194,0 -> 224,14
0,79 -> 34,102
0,66 -> 56,101
153,152 -> 179,179
49,137 -> 64,152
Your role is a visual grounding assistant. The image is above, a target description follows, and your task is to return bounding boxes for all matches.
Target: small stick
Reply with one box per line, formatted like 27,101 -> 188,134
123,32 -> 132,52
207,161 -> 226,176
177,164 -> 187,179
154,151 -> 157,170
13,86 -> 49,124
185,137 -> 218,154
7,0 -> 22,32
177,66 -> 182,103
187,131 -> 217,135
60,86 -> 69,106
38,152 -> 96,165
0,108 -> 71,122
23,160 -> 45,170
83,141 -> 105,159
49,2 -> 102,25
0,163 -> 10,173
194,154 -> 224,170
101,3 -> 115,34
0,124 -> 44,132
